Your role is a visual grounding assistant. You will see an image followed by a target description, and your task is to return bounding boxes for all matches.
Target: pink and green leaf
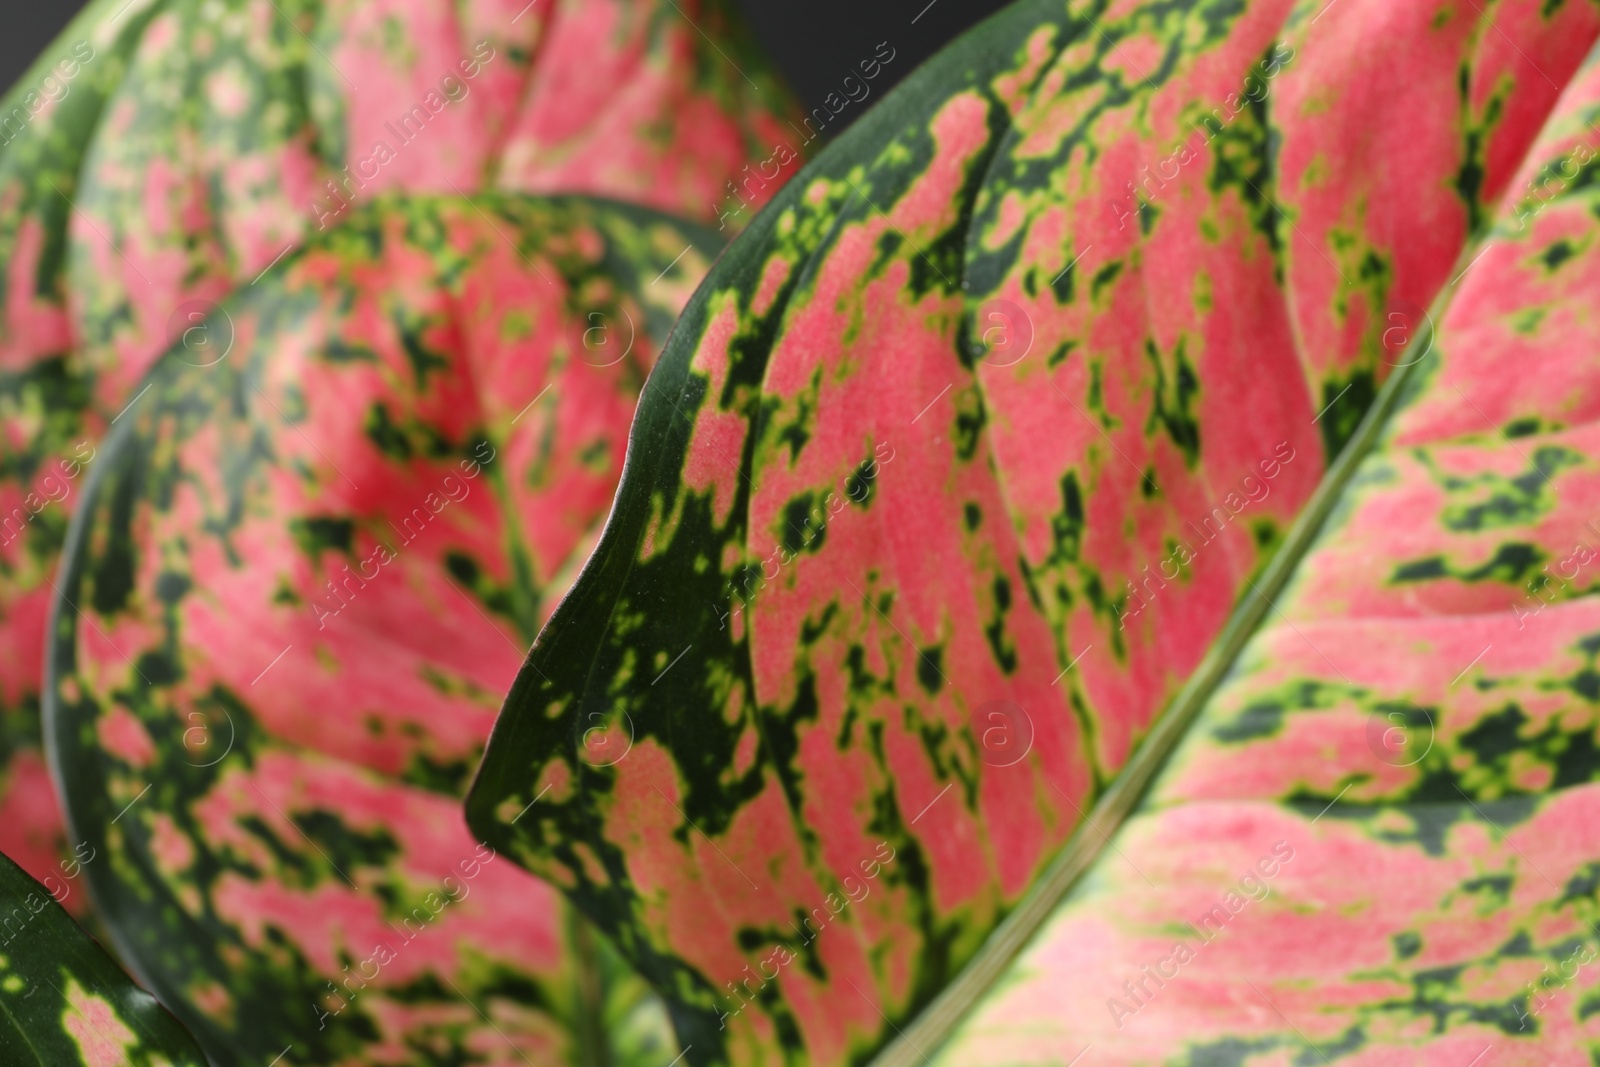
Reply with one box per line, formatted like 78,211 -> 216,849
1,0 -> 798,902
465,1 -> 1600,1064
0,0 -> 166,901
45,193 -> 716,1064
0,846 -> 206,1065
928,39 -> 1600,1063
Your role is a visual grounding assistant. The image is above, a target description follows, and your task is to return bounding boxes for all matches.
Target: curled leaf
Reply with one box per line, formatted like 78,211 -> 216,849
47,193 -> 717,1063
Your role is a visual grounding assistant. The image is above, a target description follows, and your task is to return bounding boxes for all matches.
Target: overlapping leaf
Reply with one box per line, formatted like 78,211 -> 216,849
929,36 -> 1600,1064
46,193 -> 716,1064
465,0 -> 1600,1064
0,0 -> 162,900
0,847 -> 206,1065
1,0 -> 800,890
68,0 -> 800,404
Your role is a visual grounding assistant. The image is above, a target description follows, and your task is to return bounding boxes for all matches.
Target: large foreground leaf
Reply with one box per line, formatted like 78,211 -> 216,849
466,0 -> 1600,1064
0,847 -> 205,1065
924,39 -> 1600,1066
1,0 -> 799,892
46,193 -> 716,1064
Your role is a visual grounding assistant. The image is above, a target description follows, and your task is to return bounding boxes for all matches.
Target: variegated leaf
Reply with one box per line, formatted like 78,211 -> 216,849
0,0 -> 162,904
465,0 -> 1600,1064
929,36 -> 1600,1065
1,0 -> 799,893
46,193 -> 715,1064
0,846 -> 206,1065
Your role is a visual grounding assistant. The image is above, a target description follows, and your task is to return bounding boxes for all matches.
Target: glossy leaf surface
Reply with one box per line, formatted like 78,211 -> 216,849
0,846 -> 206,1065
466,0 -> 1600,1064
47,193 -> 716,1064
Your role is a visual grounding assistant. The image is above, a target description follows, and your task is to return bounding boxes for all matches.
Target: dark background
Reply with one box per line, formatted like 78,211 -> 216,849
737,0 -> 1010,119
2,0 -> 1010,128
